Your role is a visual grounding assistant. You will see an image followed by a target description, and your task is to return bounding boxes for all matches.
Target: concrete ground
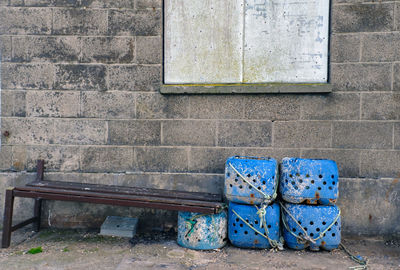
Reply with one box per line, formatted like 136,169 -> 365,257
0,227 -> 399,270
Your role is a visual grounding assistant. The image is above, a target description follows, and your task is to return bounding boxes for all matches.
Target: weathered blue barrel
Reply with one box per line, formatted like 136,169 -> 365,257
228,202 -> 280,249
225,156 -> 278,205
282,203 -> 341,251
280,158 -> 339,205
177,210 -> 227,250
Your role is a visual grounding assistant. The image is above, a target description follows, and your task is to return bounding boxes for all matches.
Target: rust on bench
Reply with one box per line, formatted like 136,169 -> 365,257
2,160 -> 225,248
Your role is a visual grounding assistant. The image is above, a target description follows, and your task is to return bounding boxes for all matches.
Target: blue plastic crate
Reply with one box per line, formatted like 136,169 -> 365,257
228,202 -> 281,249
225,156 -> 278,205
280,158 -> 339,205
177,210 -> 227,250
281,203 -> 341,251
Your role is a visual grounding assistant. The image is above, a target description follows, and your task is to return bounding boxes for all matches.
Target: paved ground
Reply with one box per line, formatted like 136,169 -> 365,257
0,227 -> 399,270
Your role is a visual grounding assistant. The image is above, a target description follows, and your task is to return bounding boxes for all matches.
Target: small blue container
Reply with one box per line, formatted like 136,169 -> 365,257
225,156 -> 278,205
280,158 -> 339,205
228,202 -> 280,249
177,210 -> 227,250
282,203 -> 341,251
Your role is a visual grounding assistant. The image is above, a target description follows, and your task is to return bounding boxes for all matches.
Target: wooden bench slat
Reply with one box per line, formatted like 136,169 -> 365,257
27,180 -> 222,202
16,186 -> 224,209
13,190 -> 218,214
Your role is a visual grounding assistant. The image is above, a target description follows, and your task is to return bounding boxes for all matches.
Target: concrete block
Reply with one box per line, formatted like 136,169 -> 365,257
1,63 -> 54,89
361,93 -> 400,120
301,149 -> 360,178
81,91 -> 135,119
1,90 -> 26,117
136,36 -> 162,64
12,145 -> 27,171
0,146 -> 12,170
332,3 -> 394,33
81,146 -> 133,172
330,34 -> 360,63
26,145 -> 80,171
12,36 -> 80,62
53,119 -> 107,145
360,150 -> 400,178
135,147 -> 188,172
1,118 -> 53,145
100,216 -> 138,238
136,0 -> 161,9
332,122 -> 393,149
54,64 -> 107,91
217,121 -> 272,147
394,123 -> 400,150
26,91 -> 80,118
108,65 -> 161,91
136,93 -> 188,119
162,120 -> 216,146
0,7 -> 52,34
80,0 -> 135,8
396,3 -> 400,31
0,0 -> 9,5
362,33 -> 400,62
188,147 -> 240,173
338,178 -> 400,236
189,95 -> 242,120
241,148 -> 301,164
243,95 -> 301,121
108,120 -> 161,146
52,8 -> 107,35
108,9 -> 161,36
80,37 -> 135,64
331,63 -> 392,91
393,63 -> 400,91
273,121 -> 332,148
0,36 -> 12,62
301,93 -> 360,120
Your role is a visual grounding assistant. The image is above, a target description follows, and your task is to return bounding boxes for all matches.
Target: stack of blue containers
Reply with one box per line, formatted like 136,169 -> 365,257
225,156 -> 282,249
279,158 -> 341,251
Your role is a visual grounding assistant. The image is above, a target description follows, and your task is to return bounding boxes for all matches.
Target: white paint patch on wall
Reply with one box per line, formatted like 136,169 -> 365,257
164,0 -> 329,84
244,0 -> 329,83
164,0 -> 244,84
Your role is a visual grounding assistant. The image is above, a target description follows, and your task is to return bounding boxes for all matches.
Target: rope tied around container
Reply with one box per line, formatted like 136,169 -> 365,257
229,163 -> 278,204
185,204 -> 227,238
232,203 -> 284,251
279,202 -> 340,245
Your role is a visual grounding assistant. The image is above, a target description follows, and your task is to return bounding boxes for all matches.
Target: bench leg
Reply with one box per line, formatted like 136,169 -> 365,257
33,199 -> 42,232
2,188 -> 15,248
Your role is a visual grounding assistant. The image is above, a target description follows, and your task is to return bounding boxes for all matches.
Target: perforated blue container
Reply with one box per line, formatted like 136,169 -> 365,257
280,158 -> 339,205
225,156 -> 278,205
228,202 -> 280,249
177,210 -> 227,250
282,203 -> 341,251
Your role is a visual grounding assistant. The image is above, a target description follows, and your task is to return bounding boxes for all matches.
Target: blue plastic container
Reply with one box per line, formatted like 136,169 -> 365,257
228,202 -> 280,249
177,210 -> 227,250
280,158 -> 339,205
225,156 -> 278,205
282,203 -> 341,251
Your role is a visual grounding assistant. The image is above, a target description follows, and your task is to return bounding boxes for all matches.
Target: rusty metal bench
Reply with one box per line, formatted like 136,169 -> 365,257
2,160 -> 224,248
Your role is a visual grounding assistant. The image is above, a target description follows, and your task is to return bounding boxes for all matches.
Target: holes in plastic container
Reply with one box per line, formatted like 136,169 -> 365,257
298,220 -> 302,225
249,185 -> 252,189
329,186 -> 333,190
311,180 -> 315,184
258,187 -> 261,190
332,233 -> 336,237
229,184 -> 233,188
310,233 -> 314,237
305,186 -> 310,189
335,222 -> 338,226
306,174 -> 310,178
294,186 -> 298,190
235,178 -> 238,183
319,174 -> 323,178
304,227 -> 308,231
318,187 -> 322,190
267,225 -> 271,228
255,220 -> 259,225
244,231 -> 248,235
323,181 -> 327,185
322,221 -> 326,225
236,218 -> 239,222
331,175 -> 334,179
240,224 -> 243,228
328,228 -> 331,232
227,172 -> 230,177
262,181 -> 266,185
289,174 -> 293,178
253,179 -> 257,183
310,221 -> 314,225
292,228 -> 296,232
299,179 -> 303,183
247,174 -> 251,178
332,181 -> 336,185
234,230 -> 238,234
246,219 -> 249,223
255,232 -> 258,236
316,228 -> 320,232
239,185 -> 243,189
291,181 -> 295,185
233,223 -> 236,226
299,232 -> 303,236
296,173 -> 300,177
285,180 -> 288,183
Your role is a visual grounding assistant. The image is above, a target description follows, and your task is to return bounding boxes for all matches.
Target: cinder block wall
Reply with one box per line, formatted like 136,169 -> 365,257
0,0 -> 399,236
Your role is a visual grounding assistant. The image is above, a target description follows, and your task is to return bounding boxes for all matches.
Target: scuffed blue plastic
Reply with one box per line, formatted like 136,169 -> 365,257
177,210 -> 227,250
228,202 -> 280,249
225,156 -> 278,205
280,158 -> 339,205
282,203 -> 341,251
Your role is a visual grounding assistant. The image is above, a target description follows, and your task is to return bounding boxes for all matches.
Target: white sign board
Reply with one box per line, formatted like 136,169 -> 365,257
165,0 -> 329,84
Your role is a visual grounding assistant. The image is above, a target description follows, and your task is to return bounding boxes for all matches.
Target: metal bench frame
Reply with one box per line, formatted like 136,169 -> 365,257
2,160 -> 224,248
